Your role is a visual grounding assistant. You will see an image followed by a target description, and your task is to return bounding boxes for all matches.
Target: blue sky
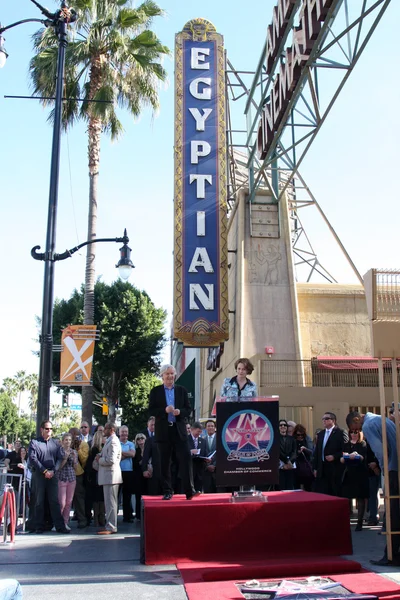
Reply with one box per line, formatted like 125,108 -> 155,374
0,0 -> 399,385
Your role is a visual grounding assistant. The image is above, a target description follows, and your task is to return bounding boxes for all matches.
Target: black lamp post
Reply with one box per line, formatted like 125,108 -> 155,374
1,2 -> 78,435
2,2 -> 134,435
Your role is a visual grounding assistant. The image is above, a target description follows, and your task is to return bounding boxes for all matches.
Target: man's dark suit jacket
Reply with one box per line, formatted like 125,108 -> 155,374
148,384 -> 191,442
187,435 -> 207,457
313,426 -> 348,477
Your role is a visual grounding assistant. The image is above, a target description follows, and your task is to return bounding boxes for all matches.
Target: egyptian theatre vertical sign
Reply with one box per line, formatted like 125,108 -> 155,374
174,19 -> 229,347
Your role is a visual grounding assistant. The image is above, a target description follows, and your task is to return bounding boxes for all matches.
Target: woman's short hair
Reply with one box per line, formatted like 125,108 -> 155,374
61,432 -> 72,442
234,357 -> 254,375
135,433 -> 146,446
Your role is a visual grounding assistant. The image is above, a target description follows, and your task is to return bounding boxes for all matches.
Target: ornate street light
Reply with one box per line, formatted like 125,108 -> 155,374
1,2 -> 80,435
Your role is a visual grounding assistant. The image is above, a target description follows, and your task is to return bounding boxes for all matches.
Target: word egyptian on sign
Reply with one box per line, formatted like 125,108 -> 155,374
188,47 -> 215,310
173,18 -> 228,347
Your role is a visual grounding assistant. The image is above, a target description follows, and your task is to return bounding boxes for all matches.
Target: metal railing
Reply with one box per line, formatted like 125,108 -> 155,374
260,359 -> 400,388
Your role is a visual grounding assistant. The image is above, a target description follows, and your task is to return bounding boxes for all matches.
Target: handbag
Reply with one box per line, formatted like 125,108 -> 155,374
296,451 -> 314,479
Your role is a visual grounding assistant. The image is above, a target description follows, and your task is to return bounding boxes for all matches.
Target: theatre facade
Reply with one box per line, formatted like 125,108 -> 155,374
173,187 -> 397,433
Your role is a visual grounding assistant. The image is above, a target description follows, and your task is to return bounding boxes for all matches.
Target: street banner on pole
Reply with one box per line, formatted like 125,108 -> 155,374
60,325 -> 98,386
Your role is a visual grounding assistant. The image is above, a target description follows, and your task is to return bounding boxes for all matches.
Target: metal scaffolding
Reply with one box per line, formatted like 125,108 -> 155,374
225,0 -> 392,284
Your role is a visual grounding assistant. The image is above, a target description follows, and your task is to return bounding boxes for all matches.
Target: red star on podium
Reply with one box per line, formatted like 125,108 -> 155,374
234,415 -> 262,450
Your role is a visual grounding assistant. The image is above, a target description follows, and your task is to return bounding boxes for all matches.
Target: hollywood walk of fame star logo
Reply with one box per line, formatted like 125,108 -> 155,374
234,414 -> 264,450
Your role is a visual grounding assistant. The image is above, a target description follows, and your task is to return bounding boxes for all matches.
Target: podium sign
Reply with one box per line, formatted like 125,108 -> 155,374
216,398 -> 279,488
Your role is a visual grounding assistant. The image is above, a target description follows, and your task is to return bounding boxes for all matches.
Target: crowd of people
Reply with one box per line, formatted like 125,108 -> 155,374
1,360 -> 398,567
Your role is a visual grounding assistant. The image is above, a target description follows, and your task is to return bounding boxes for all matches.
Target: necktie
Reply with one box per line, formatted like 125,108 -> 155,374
194,437 -> 198,450
322,429 -> 330,459
208,436 -> 213,452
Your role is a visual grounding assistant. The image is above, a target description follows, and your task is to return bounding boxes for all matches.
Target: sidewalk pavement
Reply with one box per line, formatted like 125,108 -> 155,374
0,515 -> 399,599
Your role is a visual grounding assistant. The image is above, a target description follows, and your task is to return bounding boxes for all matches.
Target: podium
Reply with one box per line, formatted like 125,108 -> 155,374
215,397 -> 279,492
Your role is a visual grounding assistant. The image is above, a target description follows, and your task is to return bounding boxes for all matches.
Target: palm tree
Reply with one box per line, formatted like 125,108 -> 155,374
29,0 -> 170,424
26,374 -> 39,422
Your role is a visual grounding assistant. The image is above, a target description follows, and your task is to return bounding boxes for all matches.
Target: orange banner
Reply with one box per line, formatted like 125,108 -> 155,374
60,325 -> 98,386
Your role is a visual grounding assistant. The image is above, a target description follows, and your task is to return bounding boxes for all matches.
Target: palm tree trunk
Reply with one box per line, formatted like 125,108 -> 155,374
82,104 -> 102,425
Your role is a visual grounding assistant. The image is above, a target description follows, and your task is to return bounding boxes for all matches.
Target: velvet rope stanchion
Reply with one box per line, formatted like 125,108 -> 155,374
0,484 -> 17,543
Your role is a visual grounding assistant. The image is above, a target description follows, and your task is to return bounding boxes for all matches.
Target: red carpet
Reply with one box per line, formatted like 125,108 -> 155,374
177,558 -> 362,582
179,567 -> 400,600
142,491 -> 352,564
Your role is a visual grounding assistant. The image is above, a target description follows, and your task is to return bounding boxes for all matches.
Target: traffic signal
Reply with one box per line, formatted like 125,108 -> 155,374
102,397 -> 109,416
62,393 -> 69,408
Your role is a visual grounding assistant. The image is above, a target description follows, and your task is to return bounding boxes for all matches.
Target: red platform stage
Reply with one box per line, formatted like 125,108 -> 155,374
141,491 -> 352,565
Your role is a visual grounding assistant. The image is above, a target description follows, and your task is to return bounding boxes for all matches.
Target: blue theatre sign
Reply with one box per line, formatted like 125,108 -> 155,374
173,19 -> 229,347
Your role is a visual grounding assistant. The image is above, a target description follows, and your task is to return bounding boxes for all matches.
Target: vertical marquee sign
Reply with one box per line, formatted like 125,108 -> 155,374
174,19 -> 229,347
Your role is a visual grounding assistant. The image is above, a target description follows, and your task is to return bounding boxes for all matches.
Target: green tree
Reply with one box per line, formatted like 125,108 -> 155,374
50,405 -> 80,438
29,0 -> 170,423
2,371 -> 34,417
16,415 -> 36,446
52,279 -> 166,424
119,371 -> 160,434
0,392 -> 19,439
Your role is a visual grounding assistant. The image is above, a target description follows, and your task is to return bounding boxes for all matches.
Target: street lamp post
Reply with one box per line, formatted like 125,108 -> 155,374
1,2 -> 77,434
32,230 -> 134,433
1,2 -> 134,434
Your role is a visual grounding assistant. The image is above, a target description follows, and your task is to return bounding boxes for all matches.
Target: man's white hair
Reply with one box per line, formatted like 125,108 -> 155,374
160,364 -> 176,376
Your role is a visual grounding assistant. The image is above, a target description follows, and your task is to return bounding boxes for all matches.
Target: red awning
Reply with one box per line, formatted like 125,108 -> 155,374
314,356 -> 400,370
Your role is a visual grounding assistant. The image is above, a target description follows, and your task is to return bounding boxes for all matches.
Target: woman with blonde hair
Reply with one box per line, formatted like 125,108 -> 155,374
86,430 -> 106,527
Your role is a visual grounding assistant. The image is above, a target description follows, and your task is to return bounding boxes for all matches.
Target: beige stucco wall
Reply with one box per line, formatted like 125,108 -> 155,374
199,193 -> 376,433
297,283 -> 371,359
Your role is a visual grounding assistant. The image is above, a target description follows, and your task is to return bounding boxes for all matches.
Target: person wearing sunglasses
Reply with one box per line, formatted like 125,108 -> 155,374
340,429 -> 369,531
278,420 -> 297,490
312,412 -> 348,496
293,424 -> 314,491
28,421 -> 69,534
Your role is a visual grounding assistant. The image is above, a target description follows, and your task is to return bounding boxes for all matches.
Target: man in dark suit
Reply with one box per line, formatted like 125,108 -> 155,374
313,411 -> 348,496
141,434 -> 162,496
141,416 -> 155,439
187,422 -> 207,492
203,420 -> 217,493
148,364 -> 199,500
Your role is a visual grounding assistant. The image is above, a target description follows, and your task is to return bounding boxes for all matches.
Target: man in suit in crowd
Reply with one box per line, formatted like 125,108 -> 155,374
203,420 -> 217,493
79,421 -> 93,445
188,421 -> 207,492
141,434 -> 162,496
141,416 -> 156,439
313,411 -> 348,496
94,422 -> 122,534
148,364 -> 199,500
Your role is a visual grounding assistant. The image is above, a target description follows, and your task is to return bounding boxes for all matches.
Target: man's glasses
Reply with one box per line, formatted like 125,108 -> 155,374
44,427 -> 52,430
279,424 -> 288,427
